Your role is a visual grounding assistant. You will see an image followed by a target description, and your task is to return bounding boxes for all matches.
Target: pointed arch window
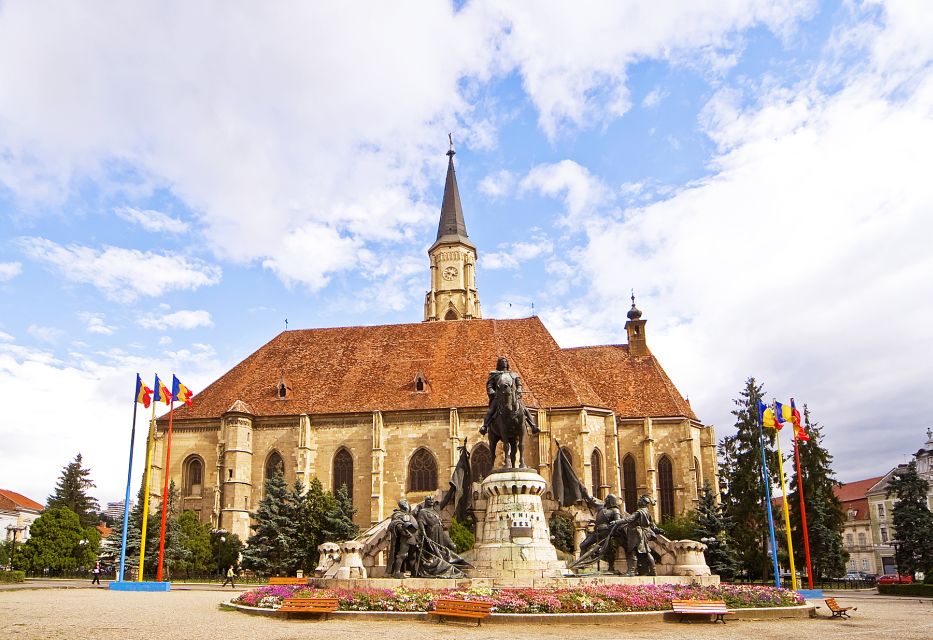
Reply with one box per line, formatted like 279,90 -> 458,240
590,449 -> 603,499
265,451 -> 285,480
658,455 -> 675,521
471,443 -> 492,481
444,309 -> 458,321
408,448 -> 438,492
333,448 -> 354,504
623,454 -> 637,513
183,456 -> 203,497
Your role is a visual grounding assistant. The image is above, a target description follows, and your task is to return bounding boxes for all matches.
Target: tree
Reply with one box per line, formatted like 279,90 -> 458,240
46,454 -> 101,528
886,459 -> 933,578
240,471 -> 295,576
322,484 -> 358,543
158,481 -> 189,579
212,531 -> 243,575
788,406 -> 846,578
718,377 -> 780,579
694,481 -> 740,579
18,507 -> 100,575
448,517 -> 474,553
548,512 -> 574,554
175,510 -> 213,578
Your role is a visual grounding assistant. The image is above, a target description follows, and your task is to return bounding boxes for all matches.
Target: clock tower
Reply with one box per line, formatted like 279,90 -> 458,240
423,142 -> 482,321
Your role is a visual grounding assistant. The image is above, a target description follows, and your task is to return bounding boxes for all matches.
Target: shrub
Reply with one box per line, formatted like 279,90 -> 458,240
448,518 -> 474,553
0,570 -> 26,583
877,583 -> 933,597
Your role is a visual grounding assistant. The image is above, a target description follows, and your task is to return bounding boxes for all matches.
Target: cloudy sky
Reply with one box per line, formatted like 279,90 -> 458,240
1,1 -> 931,506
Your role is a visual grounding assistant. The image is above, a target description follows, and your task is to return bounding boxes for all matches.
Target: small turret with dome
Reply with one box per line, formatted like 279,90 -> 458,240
625,290 -> 648,356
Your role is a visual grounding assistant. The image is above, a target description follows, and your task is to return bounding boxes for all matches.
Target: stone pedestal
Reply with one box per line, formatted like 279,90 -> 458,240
469,469 -> 567,579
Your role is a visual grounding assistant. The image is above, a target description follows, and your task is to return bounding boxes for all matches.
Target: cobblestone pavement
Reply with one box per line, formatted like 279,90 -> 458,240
1,587 -> 930,640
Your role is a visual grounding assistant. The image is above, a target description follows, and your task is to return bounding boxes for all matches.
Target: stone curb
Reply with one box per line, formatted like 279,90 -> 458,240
227,601 -> 816,623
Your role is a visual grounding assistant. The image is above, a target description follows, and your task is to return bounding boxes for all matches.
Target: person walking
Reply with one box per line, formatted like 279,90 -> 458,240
222,565 -> 236,588
91,562 -> 101,585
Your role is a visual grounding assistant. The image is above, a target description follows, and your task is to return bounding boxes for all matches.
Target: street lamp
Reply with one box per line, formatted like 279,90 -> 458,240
5,525 -> 25,571
890,539 -> 900,575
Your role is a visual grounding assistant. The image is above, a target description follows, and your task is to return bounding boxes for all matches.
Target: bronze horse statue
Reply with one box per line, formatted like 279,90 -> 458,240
487,370 -> 527,468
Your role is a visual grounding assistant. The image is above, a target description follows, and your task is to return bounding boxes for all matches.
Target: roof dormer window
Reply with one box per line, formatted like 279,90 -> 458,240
275,375 -> 291,400
414,372 -> 428,393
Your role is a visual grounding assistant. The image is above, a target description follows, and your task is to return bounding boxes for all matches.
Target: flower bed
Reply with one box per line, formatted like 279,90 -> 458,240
233,583 -> 804,614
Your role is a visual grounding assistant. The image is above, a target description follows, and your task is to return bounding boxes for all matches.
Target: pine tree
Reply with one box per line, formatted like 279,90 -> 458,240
323,484 -> 358,543
175,510 -> 213,578
886,459 -> 933,578
718,377 -> 780,579
788,406 -> 846,579
241,471 -> 294,576
298,477 -> 331,569
46,454 -> 101,528
694,481 -> 740,579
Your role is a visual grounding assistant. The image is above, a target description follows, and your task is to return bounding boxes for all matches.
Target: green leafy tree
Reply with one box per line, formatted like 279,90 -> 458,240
718,377 -> 780,579
46,454 -> 102,528
548,512 -> 574,554
212,531 -> 243,575
175,510 -> 213,578
661,510 -> 698,541
157,481 -> 189,579
694,480 -> 740,579
886,459 -> 933,578
448,517 -> 474,553
19,507 -> 100,574
788,406 -> 846,578
241,472 -> 295,576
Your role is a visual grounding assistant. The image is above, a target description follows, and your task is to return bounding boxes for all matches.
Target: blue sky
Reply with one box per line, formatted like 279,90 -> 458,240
1,1 -> 931,505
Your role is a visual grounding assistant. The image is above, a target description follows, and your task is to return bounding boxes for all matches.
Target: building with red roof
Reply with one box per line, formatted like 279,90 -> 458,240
0,488 -> 43,543
150,148 -> 716,544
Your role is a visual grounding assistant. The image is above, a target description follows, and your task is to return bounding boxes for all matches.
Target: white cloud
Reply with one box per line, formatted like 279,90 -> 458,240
137,309 -> 213,331
0,331 -> 15,342
17,237 -> 222,302
0,2 -> 818,290
546,5 -> 933,479
478,170 -> 515,198
114,206 -> 188,234
0,261 -> 22,281
483,236 -> 554,270
521,160 -> 610,225
642,87 -> 667,108
27,324 -> 64,344
0,335 -> 223,505
78,312 -> 115,335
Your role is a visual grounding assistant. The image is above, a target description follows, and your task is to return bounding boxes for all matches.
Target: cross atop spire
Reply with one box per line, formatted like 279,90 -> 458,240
432,137 -> 474,251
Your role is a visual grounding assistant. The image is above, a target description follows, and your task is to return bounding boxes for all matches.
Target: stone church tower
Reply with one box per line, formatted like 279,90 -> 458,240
424,143 -> 482,321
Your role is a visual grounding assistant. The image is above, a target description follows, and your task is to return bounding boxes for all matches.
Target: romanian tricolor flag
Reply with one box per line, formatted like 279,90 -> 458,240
759,401 -> 783,430
154,375 -> 173,405
775,401 -> 793,427
172,375 -> 193,406
791,398 -> 809,441
135,374 -> 152,408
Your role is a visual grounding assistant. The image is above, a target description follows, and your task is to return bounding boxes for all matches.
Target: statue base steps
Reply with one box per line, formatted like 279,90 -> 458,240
312,575 -> 720,590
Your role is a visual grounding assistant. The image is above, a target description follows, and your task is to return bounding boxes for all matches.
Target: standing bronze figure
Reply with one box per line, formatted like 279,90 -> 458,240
622,494 -> 664,576
478,356 -> 539,468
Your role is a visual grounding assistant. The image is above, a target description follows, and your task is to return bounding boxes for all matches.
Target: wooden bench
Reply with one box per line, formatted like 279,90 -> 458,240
278,597 -> 339,620
671,599 -> 732,623
268,577 -> 308,585
825,598 -> 857,619
432,599 -> 494,626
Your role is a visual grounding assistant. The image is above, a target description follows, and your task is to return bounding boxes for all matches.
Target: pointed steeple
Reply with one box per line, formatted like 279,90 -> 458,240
431,136 -> 474,251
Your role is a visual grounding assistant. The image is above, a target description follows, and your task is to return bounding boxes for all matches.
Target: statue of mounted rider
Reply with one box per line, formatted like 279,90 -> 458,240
478,356 -> 540,468
570,493 -> 664,576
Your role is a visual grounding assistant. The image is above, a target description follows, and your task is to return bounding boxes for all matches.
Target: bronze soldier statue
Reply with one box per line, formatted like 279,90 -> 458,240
622,494 -> 664,576
479,357 -> 540,436
571,494 -> 628,573
387,499 -> 419,578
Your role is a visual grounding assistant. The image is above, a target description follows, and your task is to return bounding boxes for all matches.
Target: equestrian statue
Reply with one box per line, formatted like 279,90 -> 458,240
478,356 -> 540,468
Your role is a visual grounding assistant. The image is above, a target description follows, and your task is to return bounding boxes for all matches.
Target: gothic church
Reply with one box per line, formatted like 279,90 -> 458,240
151,147 -> 717,544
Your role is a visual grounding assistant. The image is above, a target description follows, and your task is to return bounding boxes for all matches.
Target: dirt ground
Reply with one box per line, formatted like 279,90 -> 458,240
1,587 -> 931,640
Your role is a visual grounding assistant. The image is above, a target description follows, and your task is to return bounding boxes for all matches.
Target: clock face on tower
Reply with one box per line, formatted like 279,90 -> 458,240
442,266 -> 458,281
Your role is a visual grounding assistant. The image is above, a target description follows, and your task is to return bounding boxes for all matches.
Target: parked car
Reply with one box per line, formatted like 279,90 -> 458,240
877,573 -> 913,584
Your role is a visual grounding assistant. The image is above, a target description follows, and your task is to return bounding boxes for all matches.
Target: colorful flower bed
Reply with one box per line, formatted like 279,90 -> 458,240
233,583 -> 804,614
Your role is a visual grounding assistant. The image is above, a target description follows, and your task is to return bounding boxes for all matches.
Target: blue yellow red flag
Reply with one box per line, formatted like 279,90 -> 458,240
775,401 -> 793,427
791,398 -> 809,441
154,375 -> 173,405
172,375 -> 193,406
759,401 -> 782,430
135,374 -> 152,408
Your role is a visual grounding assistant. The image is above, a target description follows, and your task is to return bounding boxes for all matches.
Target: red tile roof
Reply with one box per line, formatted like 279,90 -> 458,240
834,476 -> 884,504
0,489 -> 43,512
167,317 -> 697,423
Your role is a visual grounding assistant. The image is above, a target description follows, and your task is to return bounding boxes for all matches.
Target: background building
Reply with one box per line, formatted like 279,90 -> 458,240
0,488 -> 43,543
150,150 -> 717,544
834,476 -> 882,575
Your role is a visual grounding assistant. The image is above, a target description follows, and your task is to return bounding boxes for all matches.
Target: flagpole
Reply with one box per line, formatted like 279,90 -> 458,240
756,395 -> 781,588
137,399 -> 157,581
156,393 -> 176,582
117,379 -> 140,582
775,425 -> 798,590
794,428 -> 814,588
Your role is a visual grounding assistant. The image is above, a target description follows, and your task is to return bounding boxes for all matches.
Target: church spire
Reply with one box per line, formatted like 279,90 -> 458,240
431,134 -> 474,251
424,136 -> 482,322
